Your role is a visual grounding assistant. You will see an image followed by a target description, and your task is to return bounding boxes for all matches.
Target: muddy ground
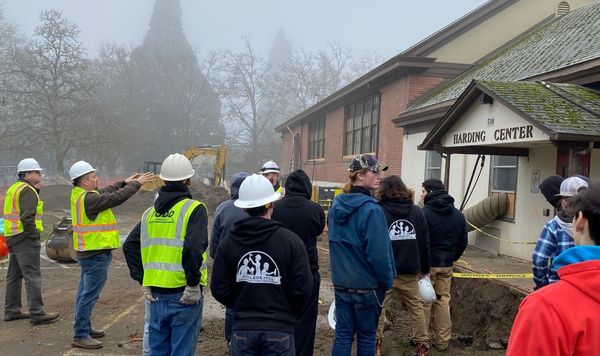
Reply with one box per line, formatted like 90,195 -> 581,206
1,185 -> 523,355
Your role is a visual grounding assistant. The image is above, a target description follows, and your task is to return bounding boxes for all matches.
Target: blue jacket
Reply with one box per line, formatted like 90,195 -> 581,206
328,187 -> 395,289
532,214 -> 574,288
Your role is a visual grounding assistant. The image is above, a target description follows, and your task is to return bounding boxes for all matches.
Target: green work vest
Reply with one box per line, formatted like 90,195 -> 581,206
3,181 -> 44,237
70,186 -> 120,251
141,198 -> 208,288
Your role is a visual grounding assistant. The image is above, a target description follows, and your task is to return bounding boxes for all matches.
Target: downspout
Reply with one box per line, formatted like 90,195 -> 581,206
286,126 -> 295,172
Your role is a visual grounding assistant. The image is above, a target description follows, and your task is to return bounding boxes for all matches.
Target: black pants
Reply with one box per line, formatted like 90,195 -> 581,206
294,271 -> 320,356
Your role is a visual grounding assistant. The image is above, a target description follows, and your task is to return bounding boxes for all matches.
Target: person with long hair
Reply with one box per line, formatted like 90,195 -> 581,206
375,176 -> 431,356
328,154 -> 395,355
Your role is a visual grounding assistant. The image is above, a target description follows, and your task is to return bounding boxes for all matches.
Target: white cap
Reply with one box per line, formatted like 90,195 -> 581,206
159,153 -> 195,181
418,275 -> 437,304
259,160 -> 280,174
17,158 -> 43,173
558,176 -> 588,197
69,161 -> 96,181
234,174 -> 281,209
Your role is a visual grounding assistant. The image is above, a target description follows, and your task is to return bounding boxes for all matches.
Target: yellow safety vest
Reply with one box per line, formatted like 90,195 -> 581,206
3,181 -> 44,237
70,186 -> 120,251
141,199 -> 208,288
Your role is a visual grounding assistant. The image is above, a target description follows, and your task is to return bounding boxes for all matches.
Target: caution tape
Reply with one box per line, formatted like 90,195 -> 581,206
467,221 -> 537,245
454,272 -> 533,279
455,259 -> 472,269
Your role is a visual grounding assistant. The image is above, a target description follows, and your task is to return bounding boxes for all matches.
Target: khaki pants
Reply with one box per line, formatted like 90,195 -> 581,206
423,266 -> 453,350
376,274 -> 429,345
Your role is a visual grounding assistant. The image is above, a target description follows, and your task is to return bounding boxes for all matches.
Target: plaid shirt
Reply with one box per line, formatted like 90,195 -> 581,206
532,216 -> 574,288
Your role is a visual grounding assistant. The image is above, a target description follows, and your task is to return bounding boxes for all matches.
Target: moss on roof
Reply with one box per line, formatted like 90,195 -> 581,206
407,1 -> 600,113
478,80 -> 600,136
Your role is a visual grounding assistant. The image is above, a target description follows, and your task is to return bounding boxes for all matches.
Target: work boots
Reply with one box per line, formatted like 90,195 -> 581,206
30,312 -> 59,325
90,328 -> 105,338
4,312 -> 30,321
72,337 -> 103,349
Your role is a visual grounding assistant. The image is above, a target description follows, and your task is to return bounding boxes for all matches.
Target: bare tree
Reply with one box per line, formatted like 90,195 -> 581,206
2,10 -> 96,175
209,36 -> 285,172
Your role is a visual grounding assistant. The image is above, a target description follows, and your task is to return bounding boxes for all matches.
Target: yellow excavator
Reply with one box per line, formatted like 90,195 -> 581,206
140,145 -> 227,191
45,144 -> 227,262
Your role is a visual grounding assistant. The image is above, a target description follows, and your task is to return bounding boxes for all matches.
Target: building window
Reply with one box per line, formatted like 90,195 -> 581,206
491,155 -> 518,220
344,94 -> 380,155
425,151 -> 442,180
308,116 -> 325,159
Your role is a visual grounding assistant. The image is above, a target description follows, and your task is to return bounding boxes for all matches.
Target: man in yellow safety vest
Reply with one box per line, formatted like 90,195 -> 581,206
3,158 -> 59,325
69,160 -> 153,349
123,153 -> 209,355
259,160 -> 283,194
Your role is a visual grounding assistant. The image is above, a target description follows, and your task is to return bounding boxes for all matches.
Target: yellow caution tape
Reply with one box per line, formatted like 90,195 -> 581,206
456,259 -> 472,269
467,221 -> 537,245
454,272 -> 533,279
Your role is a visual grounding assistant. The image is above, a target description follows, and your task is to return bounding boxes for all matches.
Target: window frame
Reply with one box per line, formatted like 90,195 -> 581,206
490,155 -> 518,221
344,93 -> 380,156
424,150 -> 442,180
308,116 -> 326,160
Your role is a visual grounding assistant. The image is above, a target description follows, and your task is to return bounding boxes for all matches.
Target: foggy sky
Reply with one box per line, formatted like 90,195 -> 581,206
5,0 -> 488,59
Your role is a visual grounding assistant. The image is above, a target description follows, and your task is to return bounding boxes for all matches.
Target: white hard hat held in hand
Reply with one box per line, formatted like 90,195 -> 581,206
159,153 -> 195,181
17,158 -> 43,173
419,275 -> 437,304
234,174 -> 281,209
69,161 -> 96,181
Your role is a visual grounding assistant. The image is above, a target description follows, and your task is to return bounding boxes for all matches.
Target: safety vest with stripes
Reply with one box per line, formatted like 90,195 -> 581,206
3,181 -> 44,237
70,186 -> 120,251
141,198 -> 208,288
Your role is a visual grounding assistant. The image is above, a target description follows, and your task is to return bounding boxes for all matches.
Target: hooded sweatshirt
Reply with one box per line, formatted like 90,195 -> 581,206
379,197 -> 430,275
123,183 -> 208,293
210,216 -> 312,332
210,172 -> 249,258
507,246 -> 600,355
272,170 -> 325,273
328,186 -> 395,290
423,190 -> 468,267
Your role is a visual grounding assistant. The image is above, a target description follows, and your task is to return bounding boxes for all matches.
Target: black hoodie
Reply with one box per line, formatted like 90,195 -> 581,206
210,216 -> 312,332
272,170 -> 325,273
423,190 -> 468,267
379,197 -> 430,275
123,183 -> 209,293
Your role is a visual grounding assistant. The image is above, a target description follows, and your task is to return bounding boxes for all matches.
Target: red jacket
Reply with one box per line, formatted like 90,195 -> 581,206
507,259 -> 600,355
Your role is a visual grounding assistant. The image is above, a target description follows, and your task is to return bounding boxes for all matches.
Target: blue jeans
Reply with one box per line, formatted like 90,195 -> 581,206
331,288 -> 385,356
231,330 -> 295,356
143,300 -> 150,356
148,291 -> 203,356
74,252 -> 112,339
225,306 -> 234,343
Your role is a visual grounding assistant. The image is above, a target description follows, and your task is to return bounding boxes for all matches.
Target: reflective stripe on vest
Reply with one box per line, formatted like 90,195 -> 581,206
141,198 -> 208,288
3,181 -> 44,237
70,186 -> 120,251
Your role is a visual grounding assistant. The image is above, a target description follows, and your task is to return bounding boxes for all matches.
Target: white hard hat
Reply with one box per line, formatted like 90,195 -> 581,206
69,161 -> 96,181
327,301 -> 336,329
17,158 -> 43,173
259,160 -> 280,174
234,174 -> 281,209
419,275 -> 437,304
159,153 -> 194,181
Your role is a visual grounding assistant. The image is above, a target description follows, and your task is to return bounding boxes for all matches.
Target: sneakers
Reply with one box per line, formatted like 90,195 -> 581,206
30,312 -> 59,325
91,328 -> 105,338
415,343 -> 429,356
72,337 -> 103,349
4,312 -> 30,321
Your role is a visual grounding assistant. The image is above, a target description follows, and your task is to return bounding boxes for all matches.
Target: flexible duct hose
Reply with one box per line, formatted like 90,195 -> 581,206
463,193 -> 509,232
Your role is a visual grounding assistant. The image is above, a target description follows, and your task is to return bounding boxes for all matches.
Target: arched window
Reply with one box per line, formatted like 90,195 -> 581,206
556,1 -> 570,17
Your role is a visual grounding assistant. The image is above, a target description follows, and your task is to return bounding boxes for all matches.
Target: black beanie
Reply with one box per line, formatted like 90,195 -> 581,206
539,175 -> 564,208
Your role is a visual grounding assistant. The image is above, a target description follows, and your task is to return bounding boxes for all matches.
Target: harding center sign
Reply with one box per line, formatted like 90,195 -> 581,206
445,124 -> 540,147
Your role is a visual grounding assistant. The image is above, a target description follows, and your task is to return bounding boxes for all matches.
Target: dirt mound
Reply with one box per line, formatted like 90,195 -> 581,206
189,182 -> 230,214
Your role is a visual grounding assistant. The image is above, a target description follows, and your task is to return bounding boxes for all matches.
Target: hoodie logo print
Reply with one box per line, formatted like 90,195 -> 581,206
236,251 -> 281,284
389,219 -> 416,241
